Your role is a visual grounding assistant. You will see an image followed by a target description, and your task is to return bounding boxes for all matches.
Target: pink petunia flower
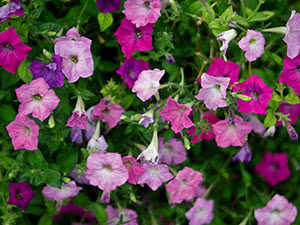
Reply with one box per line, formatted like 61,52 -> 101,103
137,163 -> 173,191
276,102 -> 300,126
42,181 -> 82,202
185,198 -> 214,225
254,152 -> 291,187
123,0 -> 162,27
123,156 -> 145,185
92,97 -> 125,128
106,205 -> 138,225
158,137 -> 186,165
166,167 -> 203,204
254,194 -> 297,225
195,73 -> 230,111
55,27 -> 92,46
6,114 -> 39,151
132,69 -> 165,101
283,10 -> 300,59
66,96 -> 87,129
160,96 -> 194,133
238,30 -> 265,62
16,78 -> 60,121
86,152 -> 129,192
0,27 -> 31,74
212,114 -> 252,148
233,74 -> 273,115
114,18 -> 153,58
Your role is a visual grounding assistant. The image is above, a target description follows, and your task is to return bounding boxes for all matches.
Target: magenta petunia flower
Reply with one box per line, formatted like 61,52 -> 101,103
166,167 -> 203,204
160,96 -> 194,133
28,55 -> 64,88
0,27 -> 31,74
137,163 -> 173,191
0,0 -> 24,23
279,54 -> 300,94
116,57 -> 150,89
186,112 -> 220,144
16,78 -> 60,121
283,10 -> 300,59
254,152 -> 291,187
238,30 -> 265,62
42,181 -> 82,202
212,114 -> 252,148
123,0 -> 162,27
86,152 -> 128,192
6,114 -> 39,151
185,198 -> 214,225
276,102 -> 300,126
114,18 -> 153,58
92,97 -> 125,128
123,156 -> 144,185
106,205 -> 138,225
7,181 -> 35,212
197,57 -> 240,86
233,74 -> 273,115
158,137 -> 186,165
232,142 -> 252,163
132,69 -> 165,101
96,0 -> 121,13
254,194 -> 297,225
67,96 -> 87,129
195,73 -> 230,111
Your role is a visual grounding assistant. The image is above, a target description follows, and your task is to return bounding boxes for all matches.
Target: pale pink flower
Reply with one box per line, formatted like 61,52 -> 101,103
212,114 -> 252,148
195,73 -> 230,111
123,156 -> 144,185
66,96 -> 87,129
16,78 -> 60,121
216,29 -> 237,58
166,167 -> 203,204
42,181 -> 82,201
254,194 -> 297,225
123,0 -> 162,27
86,152 -> 128,192
132,69 -> 165,102
137,163 -> 173,191
6,114 -> 39,151
185,198 -> 214,225
158,137 -> 186,165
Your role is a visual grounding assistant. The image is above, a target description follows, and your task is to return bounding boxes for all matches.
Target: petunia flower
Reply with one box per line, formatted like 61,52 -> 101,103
254,152 -> 291,187
160,96 -> 194,133
195,73 -> 230,111
55,27 -> 91,46
16,78 -> 60,121
283,10 -> 300,59
123,156 -> 145,185
42,181 -> 82,202
7,181 -> 35,212
84,106 -> 97,141
70,127 -> 83,144
242,112 -> 265,134
0,0 -> 24,23
86,152 -> 129,192
132,69 -> 165,102
66,96 -> 87,129
185,198 -> 214,225
70,167 -> 90,185
158,137 -> 186,165
123,0 -> 162,27
114,18 -> 153,58
137,163 -> 173,191
137,128 -> 159,164
6,114 -> 39,151
28,55 -> 65,88
238,30 -> 265,62
92,97 -> 125,128
216,29 -> 237,59
116,57 -> 150,89
254,194 -> 297,225
139,110 -> 154,128
0,27 -> 31,74
106,205 -> 138,225
233,74 -> 273,115
232,142 -> 252,163
279,54 -> 300,94
212,114 -> 252,148
166,167 -> 203,204
96,0 -> 121,13
276,102 -> 300,126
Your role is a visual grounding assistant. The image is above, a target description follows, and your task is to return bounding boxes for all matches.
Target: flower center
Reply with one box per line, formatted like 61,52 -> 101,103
70,55 -> 78,64
4,43 -> 13,51
103,164 -> 112,170
165,145 -> 173,152
215,84 -> 221,90
252,91 -> 259,99
25,126 -> 31,135
46,62 -> 57,71
124,161 -> 133,167
135,30 -> 142,39
129,71 -> 135,78
250,38 -> 256,44
271,162 -> 279,170
102,107 -> 109,115
179,107 -> 186,112
228,116 -> 235,125
144,0 -> 151,9
15,191 -> 23,199
298,66 -> 300,72
32,94 -> 42,101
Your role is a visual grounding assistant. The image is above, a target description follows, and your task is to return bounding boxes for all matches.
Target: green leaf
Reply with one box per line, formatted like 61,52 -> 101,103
248,11 -> 275,22
90,203 -> 107,224
45,169 -> 61,188
0,104 -> 16,122
285,87 -> 300,104
57,149 -> 78,172
17,60 -> 33,83
162,129 -> 174,144
26,150 -> 47,169
37,214 -> 52,225
264,111 -> 277,128
240,164 -> 251,187
97,12 -> 113,32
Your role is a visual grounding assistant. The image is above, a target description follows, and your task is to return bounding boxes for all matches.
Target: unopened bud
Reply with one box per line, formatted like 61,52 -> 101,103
48,115 -> 55,128
285,121 -> 298,141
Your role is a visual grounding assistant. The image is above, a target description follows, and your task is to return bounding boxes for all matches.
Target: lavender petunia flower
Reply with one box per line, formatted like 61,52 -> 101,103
96,0 -> 121,13
0,0 -> 24,23
216,29 -> 237,59
70,127 -> 83,144
139,110 -> 154,128
185,198 -> 214,225
232,142 -> 252,163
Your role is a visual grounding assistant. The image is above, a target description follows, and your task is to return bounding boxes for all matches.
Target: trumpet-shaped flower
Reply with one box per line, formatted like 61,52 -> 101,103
66,96 -> 87,129
216,29 -> 237,58
158,137 -> 186,165
42,181 -> 82,201
0,0 -> 24,23
185,198 -> 214,225
137,129 -> 159,164
123,156 -> 144,185
232,142 -> 252,163
139,110 -> 154,128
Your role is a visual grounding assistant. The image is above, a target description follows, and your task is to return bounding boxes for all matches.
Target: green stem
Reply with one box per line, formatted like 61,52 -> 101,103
247,0 -> 265,21
240,0 -> 246,17
77,0 -> 90,25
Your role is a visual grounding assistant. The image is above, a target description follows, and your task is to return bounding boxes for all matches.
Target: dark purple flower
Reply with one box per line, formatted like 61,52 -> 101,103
28,55 -> 65,88
70,127 -> 83,144
96,0 -> 121,13
232,142 -> 252,163
116,57 -> 150,89
7,181 -> 35,212
0,0 -> 24,23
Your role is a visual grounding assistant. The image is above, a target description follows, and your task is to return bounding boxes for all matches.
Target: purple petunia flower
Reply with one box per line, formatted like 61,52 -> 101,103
70,127 -> 83,144
0,0 -> 24,23
7,181 -> 35,212
28,55 -> 65,88
96,0 -> 121,13
158,137 -> 186,165
232,142 -> 252,163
